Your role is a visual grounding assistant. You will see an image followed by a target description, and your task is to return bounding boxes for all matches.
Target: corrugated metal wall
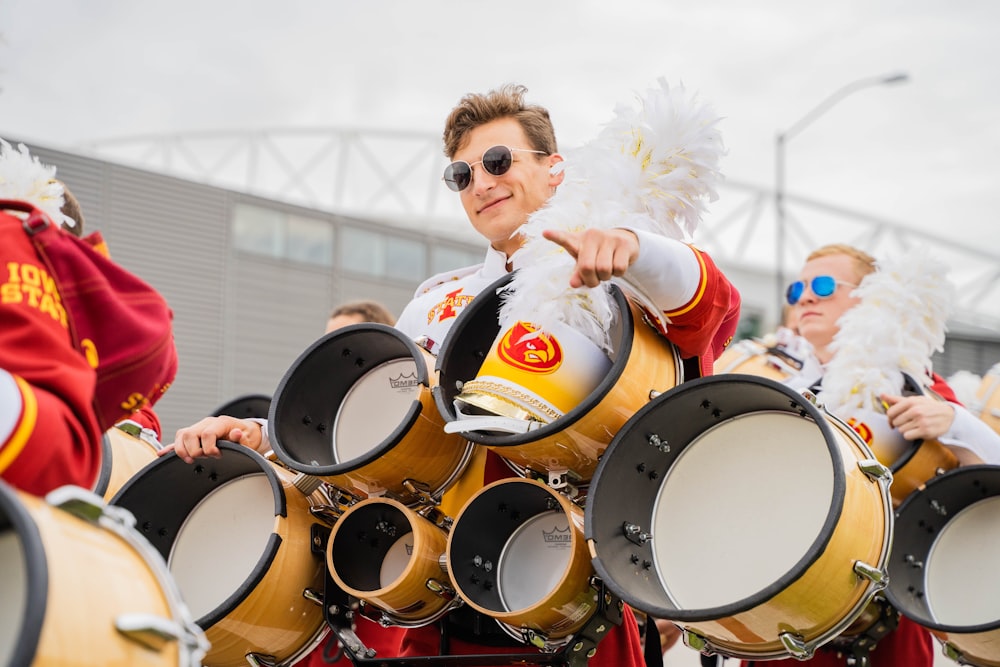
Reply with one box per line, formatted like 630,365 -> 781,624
24,142 -> 483,440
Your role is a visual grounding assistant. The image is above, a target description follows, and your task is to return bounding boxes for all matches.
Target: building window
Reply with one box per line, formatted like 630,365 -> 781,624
385,236 -> 426,281
232,204 -> 333,267
431,245 -> 482,275
341,226 -> 427,281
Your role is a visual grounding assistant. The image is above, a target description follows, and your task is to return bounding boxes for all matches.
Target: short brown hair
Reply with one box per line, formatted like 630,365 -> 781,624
329,300 -> 396,326
806,243 -> 877,281
442,83 -> 558,159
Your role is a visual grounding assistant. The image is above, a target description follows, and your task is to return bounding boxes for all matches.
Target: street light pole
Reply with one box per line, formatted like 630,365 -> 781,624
774,72 -> 909,317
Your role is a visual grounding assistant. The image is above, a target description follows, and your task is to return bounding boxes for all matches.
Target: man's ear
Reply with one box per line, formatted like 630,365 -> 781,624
548,155 -> 566,186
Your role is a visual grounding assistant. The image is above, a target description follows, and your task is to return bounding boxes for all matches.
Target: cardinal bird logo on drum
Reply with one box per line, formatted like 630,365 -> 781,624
496,322 -> 563,374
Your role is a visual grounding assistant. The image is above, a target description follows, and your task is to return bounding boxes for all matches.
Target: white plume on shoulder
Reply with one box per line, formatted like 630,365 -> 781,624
946,369 -> 983,408
0,139 -> 71,227
500,79 -> 725,352
822,245 -> 955,412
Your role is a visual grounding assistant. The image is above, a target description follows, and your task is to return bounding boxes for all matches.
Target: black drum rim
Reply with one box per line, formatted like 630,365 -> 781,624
585,374 -> 849,621
0,480 -> 47,667
109,442 -> 286,629
885,464 -> 1000,634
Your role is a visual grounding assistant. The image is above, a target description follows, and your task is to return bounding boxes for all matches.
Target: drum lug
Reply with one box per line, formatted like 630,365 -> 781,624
425,577 -> 456,601
115,613 -> 204,653
303,587 -> 324,606
853,560 -> 888,588
622,521 -> 653,546
244,652 -> 278,667
402,478 -> 439,506
942,641 -> 967,664
857,458 -> 892,482
778,631 -> 814,659
418,504 -> 454,530
682,628 -> 713,654
46,485 -> 123,524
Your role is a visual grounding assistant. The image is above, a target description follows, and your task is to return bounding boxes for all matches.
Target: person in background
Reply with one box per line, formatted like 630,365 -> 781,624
325,299 -> 396,333
740,242 -> 1000,667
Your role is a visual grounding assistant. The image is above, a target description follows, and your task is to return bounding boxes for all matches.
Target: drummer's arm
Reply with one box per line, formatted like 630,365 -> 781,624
623,229 -> 741,361
882,393 -> 1000,465
166,415 -> 268,463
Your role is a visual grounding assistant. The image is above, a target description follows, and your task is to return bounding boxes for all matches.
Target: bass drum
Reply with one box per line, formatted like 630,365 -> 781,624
269,323 -> 473,506
0,481 -> 207,666
434,273 -> 681,489
110,442 -> 330,667
886,465 -> 1000,667
586,375 -> 894,660
92,425 -> 159,501
446,477 -> 596,645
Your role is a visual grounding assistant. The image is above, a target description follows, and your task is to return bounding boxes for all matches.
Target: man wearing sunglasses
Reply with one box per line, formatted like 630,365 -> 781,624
743,243 -> 1000,667
169,83 -> 740,666
388,84 -> 740,665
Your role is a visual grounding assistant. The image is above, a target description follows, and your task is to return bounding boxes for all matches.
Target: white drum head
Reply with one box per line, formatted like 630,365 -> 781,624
0,531 -> 25,665
379,531 -> 414,589
334,358 -> 421,463
169,474 -> 275,619
497,510 -> 571,611
927,495 -> 1000,626
652,412 -> 834,609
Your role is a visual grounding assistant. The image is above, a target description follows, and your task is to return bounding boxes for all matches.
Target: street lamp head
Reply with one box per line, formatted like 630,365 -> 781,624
881,72 -> 909,85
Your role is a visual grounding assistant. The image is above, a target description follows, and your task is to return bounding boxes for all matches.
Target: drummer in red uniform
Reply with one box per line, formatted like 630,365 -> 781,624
172,83 -> 741,666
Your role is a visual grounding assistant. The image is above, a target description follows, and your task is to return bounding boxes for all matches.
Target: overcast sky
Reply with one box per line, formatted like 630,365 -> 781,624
2,0 -> 999,251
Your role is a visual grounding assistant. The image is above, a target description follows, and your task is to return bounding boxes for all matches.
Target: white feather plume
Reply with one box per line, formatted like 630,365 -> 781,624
0,139 -> 71,227
946,370 -> 983,408
822,245 -> 955,412
499,79 -> 725,352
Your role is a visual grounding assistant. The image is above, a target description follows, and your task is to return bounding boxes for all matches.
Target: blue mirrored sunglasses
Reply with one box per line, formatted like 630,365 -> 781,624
786,275 -> 856,305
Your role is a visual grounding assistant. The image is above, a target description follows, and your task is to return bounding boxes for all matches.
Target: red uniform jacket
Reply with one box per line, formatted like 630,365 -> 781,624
0,210 -> 102,494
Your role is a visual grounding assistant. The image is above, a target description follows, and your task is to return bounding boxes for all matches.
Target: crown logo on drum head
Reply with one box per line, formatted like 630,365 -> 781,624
496,322 -> 563,374
389,372 -> 419,389
541,525 -> 571,543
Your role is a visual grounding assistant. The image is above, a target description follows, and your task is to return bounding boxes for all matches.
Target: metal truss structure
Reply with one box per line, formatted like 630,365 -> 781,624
76,128 -> 1000,333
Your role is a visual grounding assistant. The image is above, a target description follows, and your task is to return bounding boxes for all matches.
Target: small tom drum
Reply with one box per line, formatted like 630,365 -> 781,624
586,375 -> 894,660
446,477 -> 597,645
327,496 -> 455,626
435,274 -> 681,489
270,324 -> 473,505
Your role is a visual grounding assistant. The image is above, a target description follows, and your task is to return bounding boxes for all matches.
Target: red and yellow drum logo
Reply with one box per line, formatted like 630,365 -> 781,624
847,417 -> 874,446
496,322 -> 563,374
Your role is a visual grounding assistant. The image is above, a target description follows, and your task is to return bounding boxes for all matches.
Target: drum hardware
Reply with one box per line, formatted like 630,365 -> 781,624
823,594 -> 901,667
587,375 -> 895,660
